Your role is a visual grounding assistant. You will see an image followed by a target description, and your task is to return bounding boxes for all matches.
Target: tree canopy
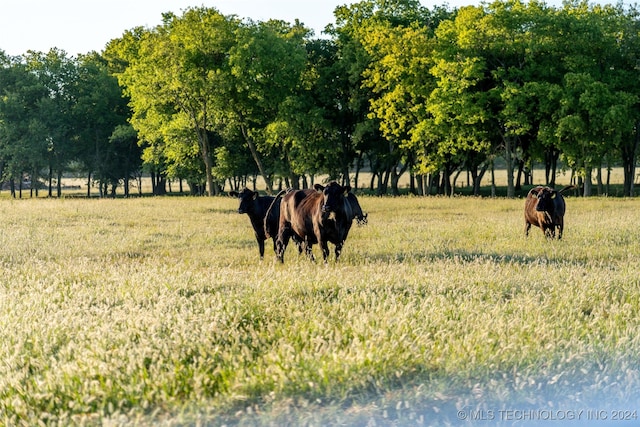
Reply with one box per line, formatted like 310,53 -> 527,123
2,0 -> 640,197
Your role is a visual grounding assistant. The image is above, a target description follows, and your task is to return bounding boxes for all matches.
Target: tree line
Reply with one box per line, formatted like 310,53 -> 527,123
0,50 -> 141,197
1,0 -> 639,197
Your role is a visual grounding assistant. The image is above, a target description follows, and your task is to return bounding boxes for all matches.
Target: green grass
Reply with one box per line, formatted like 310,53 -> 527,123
1,195 -> 639,426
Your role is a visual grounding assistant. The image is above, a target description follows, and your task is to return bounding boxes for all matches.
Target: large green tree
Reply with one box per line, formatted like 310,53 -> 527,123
424,5 -> 499,195
362,22 -> 436,193
554,2 -> 640,196
73,52 -> 131,197
0,53 -> 46,195
0,50 -> 78,197
109,7 -> 237,196
331,0 -> 440,194
226,19 -> 309,192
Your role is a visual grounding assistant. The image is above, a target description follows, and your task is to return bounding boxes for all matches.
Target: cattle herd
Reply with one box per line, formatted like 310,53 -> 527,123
231,182 -> 574,262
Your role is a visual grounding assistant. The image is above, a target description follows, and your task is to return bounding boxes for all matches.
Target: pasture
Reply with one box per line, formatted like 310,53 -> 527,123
1,195 -> 639,426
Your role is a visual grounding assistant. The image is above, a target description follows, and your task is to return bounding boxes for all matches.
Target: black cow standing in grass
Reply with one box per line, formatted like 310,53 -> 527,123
230,188 -> 304,258
229,188 -> 280,259
347,192 -> 368,226
273,182 -> 355,263
524,185 -> 576,239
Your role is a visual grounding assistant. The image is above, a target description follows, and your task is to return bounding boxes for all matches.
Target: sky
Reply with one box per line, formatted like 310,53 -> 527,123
1,0 -> 631,58
0,0 -> 368,57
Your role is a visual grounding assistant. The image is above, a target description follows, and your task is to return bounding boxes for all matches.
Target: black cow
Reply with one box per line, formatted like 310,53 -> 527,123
229,188 -> 280,258
274,182 -> 354,263
524,185 -> 575,239
347,192 -> 368,226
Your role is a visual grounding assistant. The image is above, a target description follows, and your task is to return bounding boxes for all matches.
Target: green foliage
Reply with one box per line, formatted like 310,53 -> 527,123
4,0 -> 640,197
107,7 -> 238,195
74,53 -> 132,195
0,49 -> 130,196
226,19 -> 312,189
1,196 -> 639,425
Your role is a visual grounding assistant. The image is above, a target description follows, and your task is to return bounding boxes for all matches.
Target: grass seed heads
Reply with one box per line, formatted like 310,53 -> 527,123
1,196 -> 639,425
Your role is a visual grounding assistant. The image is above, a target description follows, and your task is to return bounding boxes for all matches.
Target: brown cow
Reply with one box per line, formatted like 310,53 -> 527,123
524,185 -> 576,239
274,182 -> 355,263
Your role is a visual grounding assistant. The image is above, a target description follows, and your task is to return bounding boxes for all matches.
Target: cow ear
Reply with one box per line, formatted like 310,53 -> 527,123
551,192 -> 557,199
229,191 -> 238,198
528,188 -> 538,198
343,185 -> 352,195
314,184 -> 324,192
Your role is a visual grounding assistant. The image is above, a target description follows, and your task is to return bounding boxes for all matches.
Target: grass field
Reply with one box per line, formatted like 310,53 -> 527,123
1,195 -> 639,426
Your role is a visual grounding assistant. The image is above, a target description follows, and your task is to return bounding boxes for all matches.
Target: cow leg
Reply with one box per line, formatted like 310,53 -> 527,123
524,222 -> 531,237
276,227 -> 291,263
293,235 -> 304,255
320,240 -> 330,263
305,242 -> 315,261
334,241 -> 344,262
557,220 -> 564,240
258,237 -> 265,259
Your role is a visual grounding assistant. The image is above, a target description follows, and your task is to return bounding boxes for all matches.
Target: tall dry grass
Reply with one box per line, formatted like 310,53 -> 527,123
0,195 -> 639,426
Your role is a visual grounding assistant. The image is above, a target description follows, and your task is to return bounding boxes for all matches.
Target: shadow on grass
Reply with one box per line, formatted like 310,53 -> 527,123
355,248 -> 592,269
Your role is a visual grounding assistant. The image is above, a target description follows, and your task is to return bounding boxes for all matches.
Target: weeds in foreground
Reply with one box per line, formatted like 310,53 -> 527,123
1,196 -> 639,425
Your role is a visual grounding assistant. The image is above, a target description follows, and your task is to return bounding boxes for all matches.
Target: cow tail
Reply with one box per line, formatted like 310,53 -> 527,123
264,190 -> 287,239
558,185 -> 577,194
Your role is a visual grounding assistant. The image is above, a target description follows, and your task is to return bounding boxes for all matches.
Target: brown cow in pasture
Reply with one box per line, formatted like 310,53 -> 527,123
273,182 -> 356,263
524,185 -> 576,239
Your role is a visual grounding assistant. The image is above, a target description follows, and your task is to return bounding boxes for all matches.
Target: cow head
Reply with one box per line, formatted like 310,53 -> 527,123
315,182 -> 351,214
346,192 -> 368,225
229,188 -> 258,214
529,187 -> 557,213
356,212 -> 368,225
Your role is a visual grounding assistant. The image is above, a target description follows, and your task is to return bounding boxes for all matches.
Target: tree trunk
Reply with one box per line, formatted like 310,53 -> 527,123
240,125 -> 272,194
515,158 -> 524,191
48,166 -> 53,197
490,160 -> 496,198
583,166 -> 592,197
196,128 -> 215,197
57,170 -> 62,198
155,176 -> 167,195
621,122 -> 639,197
353,152 -> 363,190
380,167 -> 391,195
546,148 -> 559,187
451,169 -> 463,196
288,173 -> 300,190
390,162 -> 409,196
503,134 -> 515,198
150,171 -> 156,195
471,164 -> 488,196
596,166 -> 603,195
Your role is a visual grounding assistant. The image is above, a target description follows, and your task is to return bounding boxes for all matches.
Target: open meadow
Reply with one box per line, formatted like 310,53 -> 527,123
1,194 -> 640,426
